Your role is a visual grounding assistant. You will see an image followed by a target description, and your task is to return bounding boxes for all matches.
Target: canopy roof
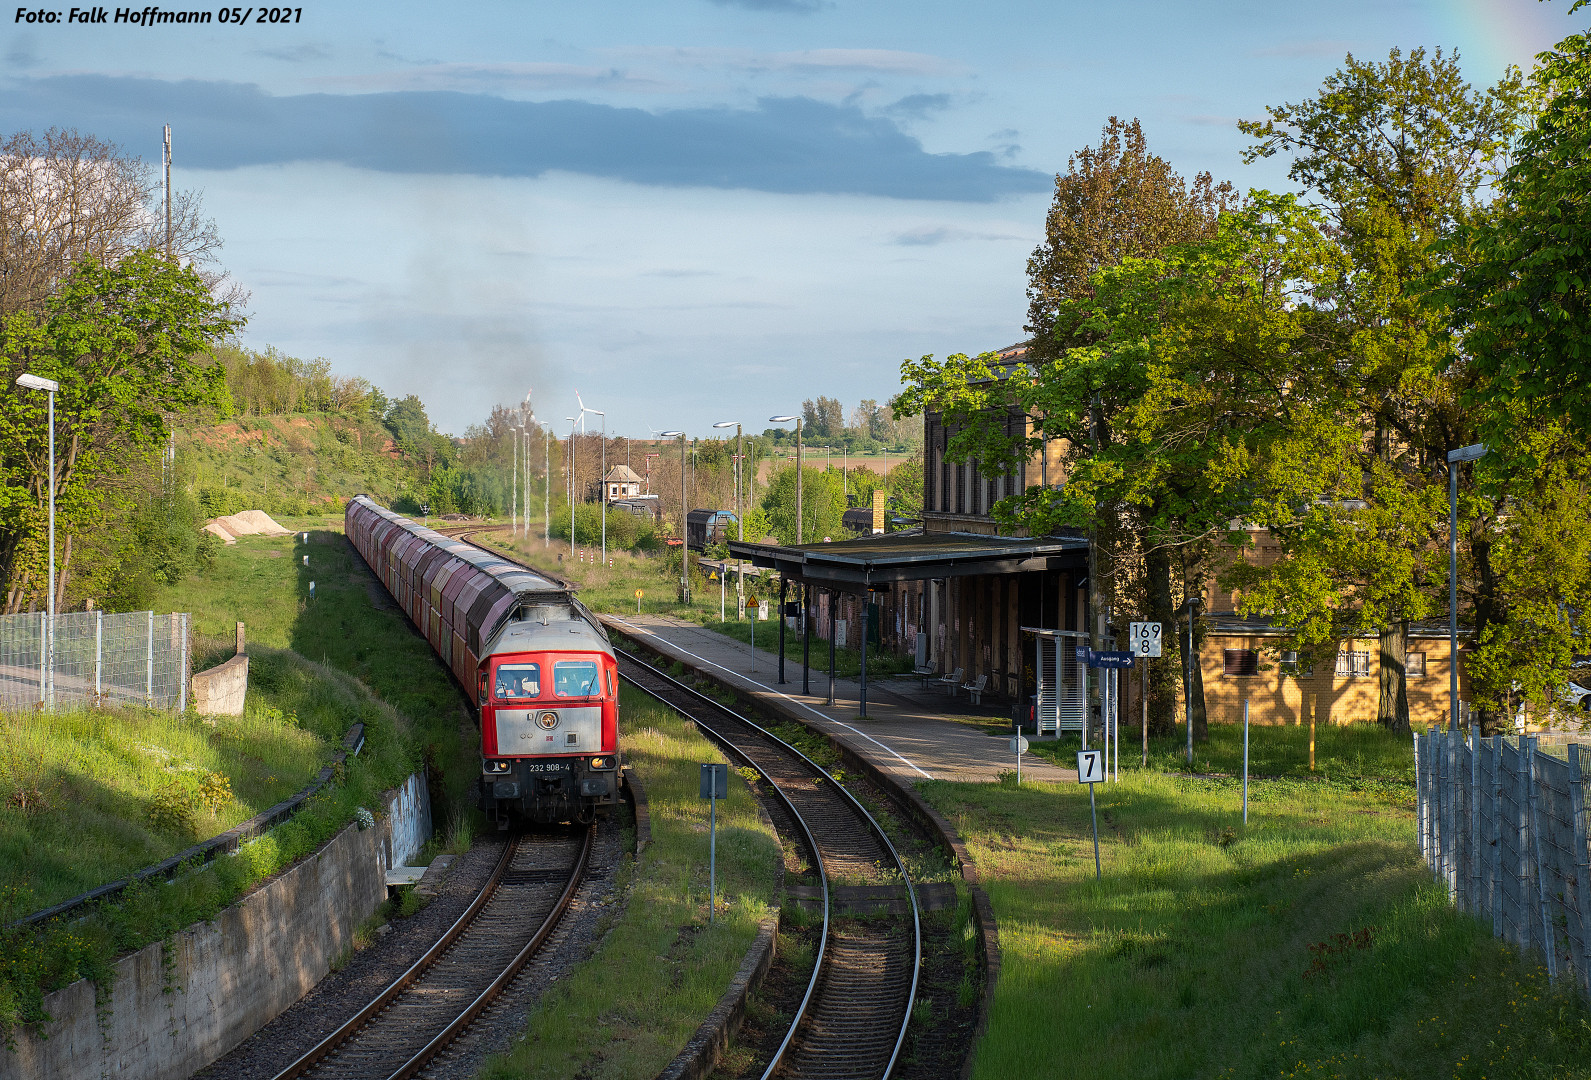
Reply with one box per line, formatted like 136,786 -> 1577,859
728,530 -> 1087,591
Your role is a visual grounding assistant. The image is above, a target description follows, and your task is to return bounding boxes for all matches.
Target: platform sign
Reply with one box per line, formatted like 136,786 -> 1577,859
700,763 -> 729,923
1089,651 -> 1136,669
699,763 -> 729,799
1077,750 -> 1104,880
1076,749 -> 1105,784
1075,645 -> 1092,662
1130,621 -> 1163,657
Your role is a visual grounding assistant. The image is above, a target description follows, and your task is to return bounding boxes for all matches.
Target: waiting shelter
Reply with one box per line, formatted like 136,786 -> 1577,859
728,530 -> 1089,719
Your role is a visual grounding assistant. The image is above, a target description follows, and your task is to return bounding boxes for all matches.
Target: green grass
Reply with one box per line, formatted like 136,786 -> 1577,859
480,683 -> 781,1079
0,649 -> 422,1037
150,529 -> 476,813
0,700 -> 328,912
920,770 -> 1591,1079
1021,720 -> 1425,782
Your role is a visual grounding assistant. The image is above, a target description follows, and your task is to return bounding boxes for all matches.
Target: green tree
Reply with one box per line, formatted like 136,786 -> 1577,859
1232,46 -> 1525,731
0,251 -> 241,611
761,464 -> 845,546
1447,21 -> 1591,436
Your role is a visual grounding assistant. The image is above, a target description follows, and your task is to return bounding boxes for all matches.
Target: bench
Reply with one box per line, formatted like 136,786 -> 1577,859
934,667 -> 964,696
960,674 -> 988,705
914,664 -> 937,690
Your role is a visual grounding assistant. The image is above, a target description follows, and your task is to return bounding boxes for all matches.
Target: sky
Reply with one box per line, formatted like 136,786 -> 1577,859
0,0 -> 1578,437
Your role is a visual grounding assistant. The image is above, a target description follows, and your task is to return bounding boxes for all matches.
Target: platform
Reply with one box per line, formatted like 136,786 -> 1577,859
603,612 -> 1078,787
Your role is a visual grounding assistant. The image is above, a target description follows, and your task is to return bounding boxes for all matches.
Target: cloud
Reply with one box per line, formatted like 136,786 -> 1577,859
254,44 -> 330,64
0,76 -> 1049,201
883,93 -> 952,119
891,225 -> 1025,246
313,62 -> 675,94
616,46 -> 967,77
5,36 -> 40,70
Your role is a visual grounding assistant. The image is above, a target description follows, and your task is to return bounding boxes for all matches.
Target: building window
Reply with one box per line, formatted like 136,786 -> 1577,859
1405,652 -> 1426,677
1280,651 -> 1313,677
1223,649 -> 1259,676
1336,650 -> 1372,677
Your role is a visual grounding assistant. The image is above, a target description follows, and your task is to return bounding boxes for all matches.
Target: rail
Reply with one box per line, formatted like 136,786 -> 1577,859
268,824 -> 592,1080
617,650 -> 921,1080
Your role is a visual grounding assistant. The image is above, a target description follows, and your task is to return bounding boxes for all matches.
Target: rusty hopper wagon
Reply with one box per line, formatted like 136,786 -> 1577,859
345,495 -> 619,825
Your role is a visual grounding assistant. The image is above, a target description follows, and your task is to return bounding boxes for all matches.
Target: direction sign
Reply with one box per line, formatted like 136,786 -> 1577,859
1074,645 -> 1092,662
1076,749 -> 1105,784
1009,735 -> 1030,755
1089,650 -> 1136,669
1130,621 -> 1163,657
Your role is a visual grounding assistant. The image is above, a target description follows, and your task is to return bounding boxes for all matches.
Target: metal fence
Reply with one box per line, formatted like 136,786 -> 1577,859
1417,728 -> 1591,995
0,610 -> 189,711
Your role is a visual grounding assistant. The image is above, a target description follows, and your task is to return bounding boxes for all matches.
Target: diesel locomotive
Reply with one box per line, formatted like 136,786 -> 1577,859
345,496 -> 619,825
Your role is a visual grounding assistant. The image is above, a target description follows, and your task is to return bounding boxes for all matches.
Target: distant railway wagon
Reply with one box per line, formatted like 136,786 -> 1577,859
345,496 -> 619,825
685,508 -> 739,551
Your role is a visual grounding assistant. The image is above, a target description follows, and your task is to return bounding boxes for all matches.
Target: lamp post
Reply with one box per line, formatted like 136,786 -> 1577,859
510,421 -> 520,537
17,373 -> 58,709
714,421 -> 744,619
566,416 -> 578,551
661,430 -> 690,602
576,392 -> 605,564
769,416 -> 803,544
1448,443 -> 1487,732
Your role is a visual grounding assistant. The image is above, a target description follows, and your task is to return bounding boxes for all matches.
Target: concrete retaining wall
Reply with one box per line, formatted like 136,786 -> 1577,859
1,774 -> 430,1080
191,654 -> 248,716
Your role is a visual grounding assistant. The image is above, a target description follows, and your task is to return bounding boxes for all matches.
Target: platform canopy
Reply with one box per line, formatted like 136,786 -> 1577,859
727,530 -> 1088,592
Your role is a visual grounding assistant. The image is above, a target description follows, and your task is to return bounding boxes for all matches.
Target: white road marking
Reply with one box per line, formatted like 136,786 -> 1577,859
606,615 -> 936,781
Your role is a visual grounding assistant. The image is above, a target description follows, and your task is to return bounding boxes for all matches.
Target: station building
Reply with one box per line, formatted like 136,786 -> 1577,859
731,342 -> 1471,730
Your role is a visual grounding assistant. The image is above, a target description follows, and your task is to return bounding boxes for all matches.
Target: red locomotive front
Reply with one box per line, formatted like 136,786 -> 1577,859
476,626 -> 621,824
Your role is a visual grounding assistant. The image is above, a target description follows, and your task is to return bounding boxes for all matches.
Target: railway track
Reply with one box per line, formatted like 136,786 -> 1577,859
616,651 -> 921,1080
268,827 -> 591,1080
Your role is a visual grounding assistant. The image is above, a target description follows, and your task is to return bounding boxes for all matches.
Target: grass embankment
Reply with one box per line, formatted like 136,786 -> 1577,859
924,760 -> 1591,1079
152,528 -> 477,811
481,683 -> 781,1079
0,648 -> 423,1036
180,412 -> 423,519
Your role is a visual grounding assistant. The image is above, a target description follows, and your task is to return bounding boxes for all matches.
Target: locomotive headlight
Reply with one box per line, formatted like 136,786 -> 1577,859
483,759 -> 512,774
536,711 -> 560,730
588,756 -> 614,771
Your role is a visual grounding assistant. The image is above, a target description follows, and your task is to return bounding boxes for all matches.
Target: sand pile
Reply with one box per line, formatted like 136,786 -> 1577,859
203,510 -> 294,545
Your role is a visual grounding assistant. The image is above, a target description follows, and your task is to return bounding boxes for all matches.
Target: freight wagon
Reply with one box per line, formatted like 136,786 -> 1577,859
345,496 -> 619,825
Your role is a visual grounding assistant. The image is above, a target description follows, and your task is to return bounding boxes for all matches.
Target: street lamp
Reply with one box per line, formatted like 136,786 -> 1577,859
769,416 -> 803,545
1183,594 -> 1202,766
566,416 -> 578,551
17,373 -> 58,709
576,392 -> 606,564
1448,442 -> 1487,731
714,421 -> 745,619
661,430 -> 690,602
510,421 -> 521,538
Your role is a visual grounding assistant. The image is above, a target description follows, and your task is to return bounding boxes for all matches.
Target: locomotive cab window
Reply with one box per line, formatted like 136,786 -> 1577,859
553,659 -> 602,698
495,663 -> 541,700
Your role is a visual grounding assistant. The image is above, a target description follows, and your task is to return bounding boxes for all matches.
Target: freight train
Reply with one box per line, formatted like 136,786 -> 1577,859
345,496 -> 619,825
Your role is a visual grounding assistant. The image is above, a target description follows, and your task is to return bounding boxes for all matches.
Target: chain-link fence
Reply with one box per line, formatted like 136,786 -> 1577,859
1417,728 -> 1591,997
0,610 -> 190,711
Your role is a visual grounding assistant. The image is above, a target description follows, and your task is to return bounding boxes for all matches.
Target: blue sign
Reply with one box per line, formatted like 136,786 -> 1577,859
1074,646 -> 1092,662
1089,650 -> 1136,669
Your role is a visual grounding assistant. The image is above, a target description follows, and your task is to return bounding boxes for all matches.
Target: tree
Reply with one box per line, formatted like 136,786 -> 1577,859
1024,117 -> 1237,363
0,251 -> 242,611
802,396 -> 844,440
0,128 -> 232,316
1232,47 -> 1525,731
761,464 -> 845,545
1447,24 -> 1591,437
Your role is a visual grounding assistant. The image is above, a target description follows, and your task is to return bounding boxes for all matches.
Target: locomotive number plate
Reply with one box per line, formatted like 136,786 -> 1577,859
520,761 -> 574,775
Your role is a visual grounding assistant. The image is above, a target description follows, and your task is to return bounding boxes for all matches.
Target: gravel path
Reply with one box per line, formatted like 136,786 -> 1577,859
191,815 -> 628,1080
